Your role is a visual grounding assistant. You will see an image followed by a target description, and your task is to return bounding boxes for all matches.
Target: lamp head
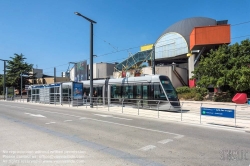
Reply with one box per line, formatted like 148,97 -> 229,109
74,12 -> 81,16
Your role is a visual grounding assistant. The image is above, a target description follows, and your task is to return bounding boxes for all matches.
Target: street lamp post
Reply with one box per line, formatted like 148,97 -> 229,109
0,59 -> 7,100
74,12 -> 96,108
152,45 -> 155,75
20,73 -> 23,99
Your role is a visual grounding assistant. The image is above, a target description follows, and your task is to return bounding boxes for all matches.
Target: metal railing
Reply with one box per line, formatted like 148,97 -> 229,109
5,95 -> 250,130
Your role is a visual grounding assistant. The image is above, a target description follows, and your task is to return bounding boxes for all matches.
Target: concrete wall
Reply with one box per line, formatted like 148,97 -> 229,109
178,63 -> 188,69
142,66 -> 173,78
93,63 -> 115,79
112,65 -> 188,88
120,66 -> 188,88
175,67 -> 188,87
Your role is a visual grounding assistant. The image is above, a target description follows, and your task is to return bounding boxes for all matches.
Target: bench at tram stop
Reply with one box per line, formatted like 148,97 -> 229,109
232,93 -> 249,105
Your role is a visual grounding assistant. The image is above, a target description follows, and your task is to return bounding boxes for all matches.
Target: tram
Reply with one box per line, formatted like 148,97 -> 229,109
81,75 -> 181,111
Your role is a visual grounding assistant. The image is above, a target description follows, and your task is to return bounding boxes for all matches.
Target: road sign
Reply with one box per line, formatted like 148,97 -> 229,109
201,107 -> 235,118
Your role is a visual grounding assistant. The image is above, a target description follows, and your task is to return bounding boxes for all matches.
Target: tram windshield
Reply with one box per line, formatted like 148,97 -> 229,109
159,76 -> 178,99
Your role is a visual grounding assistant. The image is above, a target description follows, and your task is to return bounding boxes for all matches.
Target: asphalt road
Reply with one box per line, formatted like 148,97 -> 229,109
0,101 -> 249,166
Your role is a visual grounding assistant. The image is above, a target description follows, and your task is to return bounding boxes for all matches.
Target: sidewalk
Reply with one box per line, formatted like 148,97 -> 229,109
3,99 -> 250,132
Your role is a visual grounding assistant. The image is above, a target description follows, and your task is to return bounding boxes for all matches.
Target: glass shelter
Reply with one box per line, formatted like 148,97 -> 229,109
27,82 -> 83,106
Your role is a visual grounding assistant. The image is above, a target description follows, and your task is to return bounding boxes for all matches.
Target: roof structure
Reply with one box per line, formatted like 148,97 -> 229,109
157,17 -> 217,46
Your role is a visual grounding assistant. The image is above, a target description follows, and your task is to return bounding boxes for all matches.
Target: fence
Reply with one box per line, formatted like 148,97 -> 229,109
5,96 -> 250,130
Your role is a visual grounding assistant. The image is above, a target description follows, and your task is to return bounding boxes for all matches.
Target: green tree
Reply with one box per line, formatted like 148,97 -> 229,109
193,39 -> 250,92
6,53 -> 33,94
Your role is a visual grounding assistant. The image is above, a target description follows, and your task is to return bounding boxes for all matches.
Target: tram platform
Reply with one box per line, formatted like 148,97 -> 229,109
7,99 -> 250,132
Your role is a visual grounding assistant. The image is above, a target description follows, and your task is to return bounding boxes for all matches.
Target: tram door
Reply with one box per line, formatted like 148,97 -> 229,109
142,85 -> 148,107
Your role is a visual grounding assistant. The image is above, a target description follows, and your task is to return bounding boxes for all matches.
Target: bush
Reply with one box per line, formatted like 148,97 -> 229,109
194,87 -> 208,97
178,92 -> 196,100
176,86 -> 191,94
177,86 -> 208,101
213,92 -> 233,102
194,93 -> 203,101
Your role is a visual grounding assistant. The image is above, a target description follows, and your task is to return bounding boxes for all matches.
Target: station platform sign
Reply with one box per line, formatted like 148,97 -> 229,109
201,107 -> 235,118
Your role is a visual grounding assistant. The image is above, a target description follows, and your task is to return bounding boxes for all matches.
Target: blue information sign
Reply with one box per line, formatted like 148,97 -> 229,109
201,107 -> 235,118
73,82 -> 83,100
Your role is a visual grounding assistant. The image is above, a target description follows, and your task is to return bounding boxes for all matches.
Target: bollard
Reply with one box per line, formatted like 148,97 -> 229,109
108,102 -> 109,111
122,98 -> 124,113
96,97 -> 98,110
157,101 -> 160,118
68,96 -> 70,107
200,103 -> 203,124
86,98 -> 88,108
181,102 -> 184,121
138,100 -> 141,115
108,98 -> 110,111
235,105 -> 237,127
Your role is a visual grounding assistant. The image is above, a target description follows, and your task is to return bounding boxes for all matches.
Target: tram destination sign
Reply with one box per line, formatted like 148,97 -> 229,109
201,107 -> 235,118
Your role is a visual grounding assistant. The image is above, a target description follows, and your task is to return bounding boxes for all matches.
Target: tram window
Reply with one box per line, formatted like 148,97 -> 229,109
127,85 -> 133,99
83,87 -> 90,96
135,85 -> 142,99
154,84 -> 166,100
93,87 -> 102,97
122,85 -> 133,99
96,87 -> 103,97
112,85 -> 121,98
122,85 -> 128,99
111,86 -> 115,98
149,84 -> 154,100
98,87 -> 102,97
161,82 -> 177,98
142,84 -> 149,99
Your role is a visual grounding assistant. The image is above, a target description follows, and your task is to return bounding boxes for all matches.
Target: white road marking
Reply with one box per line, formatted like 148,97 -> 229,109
0,103 -> 246,133
139,145 -> 156,151
158,139 -> 173,144
111,117 -> 132,120
94,114 -> 132,120
25,113 -> 46,118
86,117 -> 182,136
64,120 -> 72,122
45,122 -> 56,125
2,104 -> 183,136
94,114 -> 112,117
79,117 -> 88,120
174,135 -> 184,139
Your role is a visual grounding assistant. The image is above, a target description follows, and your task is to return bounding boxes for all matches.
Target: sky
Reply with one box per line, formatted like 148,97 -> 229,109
0,0 -> 250,76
